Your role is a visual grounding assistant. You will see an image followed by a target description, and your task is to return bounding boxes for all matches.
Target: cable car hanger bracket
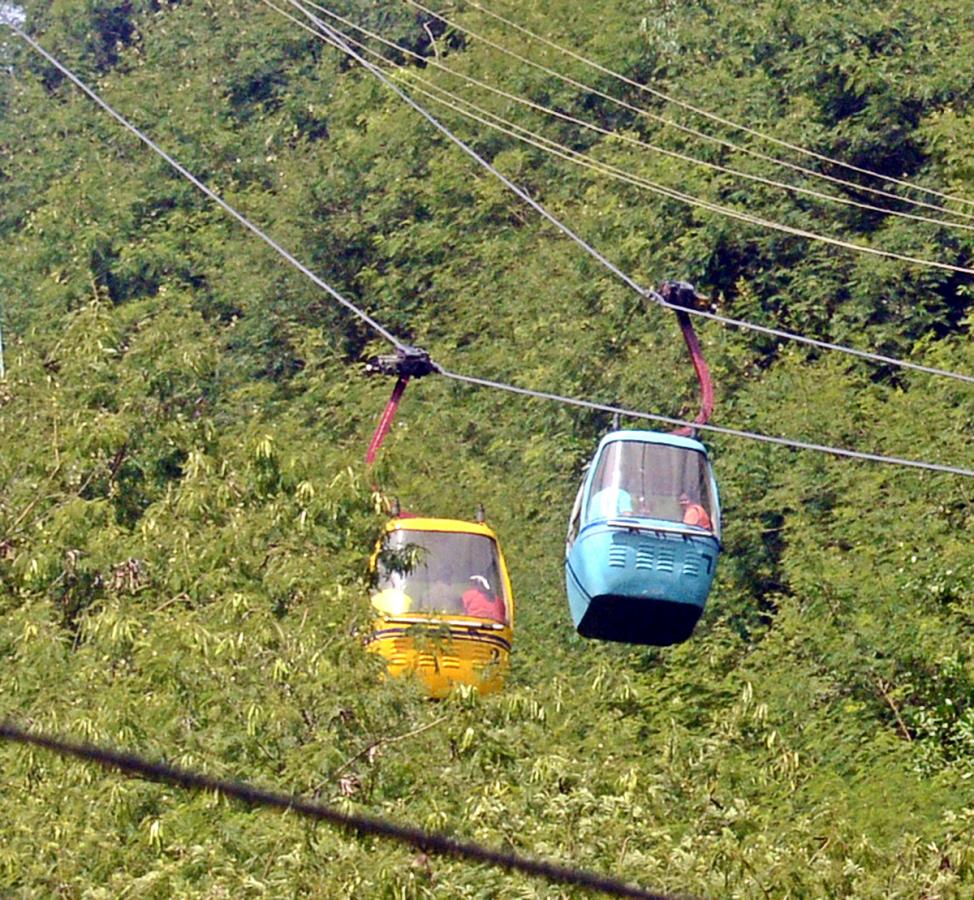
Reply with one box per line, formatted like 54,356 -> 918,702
364,345 -> 439,465
652,280 -> 714,438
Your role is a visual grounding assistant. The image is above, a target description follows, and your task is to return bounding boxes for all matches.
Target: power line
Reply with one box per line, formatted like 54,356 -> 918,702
8,23 -> 974,477
466,0 -> 974,213
404,77 -> 974,273
1,23 -> 406,353
295,0 -> 974,237
271,0 -> 974,386
437,368 -> 974,478
292,8 -> 974,281
0,721 -> 670,900
402,0 -> 974,225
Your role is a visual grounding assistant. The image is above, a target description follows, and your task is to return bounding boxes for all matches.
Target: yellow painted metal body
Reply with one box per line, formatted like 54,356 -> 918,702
365,517 -> 515,698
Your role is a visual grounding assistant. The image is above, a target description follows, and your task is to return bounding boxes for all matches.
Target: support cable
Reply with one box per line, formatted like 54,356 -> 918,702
0,721 -> 670,900
271,2 -> 974,386
467,0 -> 974,212
287,7 -> 974,281
403,0 -> 974,223
2,22 -> 406,353
252,4 -> 652,299
8,23 -> 974,476
396,76 -> 974,272
435,367 -> 974,478
291,0 -> 974,235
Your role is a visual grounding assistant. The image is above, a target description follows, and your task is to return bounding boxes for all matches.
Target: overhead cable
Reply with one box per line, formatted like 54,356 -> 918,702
389,81 -> 974,371
437,368 -> 974,478
291,7 -> 974,280
403,0 -> 974,224
0,721 -> 668,900
297,0 -> 974,236
2,22 -> 406,353
467,0 -> 974,213
9,23 -> 974,475
290,6 -> 653,300
406,76 -> 974,274
273,0 -> 974,386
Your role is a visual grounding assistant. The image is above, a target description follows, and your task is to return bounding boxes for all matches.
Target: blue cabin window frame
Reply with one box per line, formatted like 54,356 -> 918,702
566,481 -> 584,553
578,432 -> 720,539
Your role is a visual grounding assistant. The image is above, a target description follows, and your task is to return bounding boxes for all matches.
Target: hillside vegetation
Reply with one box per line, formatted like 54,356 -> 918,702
2,0 -> 974,895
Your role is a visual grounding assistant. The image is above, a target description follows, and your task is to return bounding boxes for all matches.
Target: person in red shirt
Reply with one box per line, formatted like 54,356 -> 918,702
462,575 -> 506,623
679,492 -> 713,531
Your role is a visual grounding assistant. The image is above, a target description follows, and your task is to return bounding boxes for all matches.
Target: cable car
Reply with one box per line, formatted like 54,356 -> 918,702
365,514 -> 515,697
565,429 -> 721,645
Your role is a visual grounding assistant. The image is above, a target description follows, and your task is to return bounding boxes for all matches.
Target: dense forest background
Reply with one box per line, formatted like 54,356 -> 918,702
2,0 -> 974,895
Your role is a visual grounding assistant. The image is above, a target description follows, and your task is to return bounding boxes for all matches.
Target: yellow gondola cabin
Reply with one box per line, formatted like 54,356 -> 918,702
366,515 -> 515,697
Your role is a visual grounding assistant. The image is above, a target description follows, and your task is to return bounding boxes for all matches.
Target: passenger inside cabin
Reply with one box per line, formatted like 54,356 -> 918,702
679,492 -> 713,530
588,486 -> 634,519
462,575 -> 506,623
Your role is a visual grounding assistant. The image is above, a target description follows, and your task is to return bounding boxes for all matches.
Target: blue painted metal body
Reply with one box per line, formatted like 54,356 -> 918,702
565,430 -> 721,645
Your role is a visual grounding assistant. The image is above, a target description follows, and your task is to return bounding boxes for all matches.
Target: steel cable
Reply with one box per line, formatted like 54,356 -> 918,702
2,23 -> 407,353
467,0 -> 974,212
403,0 -> 974,223
271,1 -> 974,385
299,13 -> 974,280
436,368 -> 974,478
8,22 -> 974,477
291,0 -> 974,236
0,721 -> 672,900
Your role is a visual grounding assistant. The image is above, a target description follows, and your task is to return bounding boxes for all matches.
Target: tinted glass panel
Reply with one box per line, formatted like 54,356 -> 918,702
372,529 -> 509,623
585,440 -> 718,534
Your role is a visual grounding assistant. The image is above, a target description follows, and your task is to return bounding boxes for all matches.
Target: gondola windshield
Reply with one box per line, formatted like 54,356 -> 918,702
372,529 -> 510,624
586,440 -> 719,535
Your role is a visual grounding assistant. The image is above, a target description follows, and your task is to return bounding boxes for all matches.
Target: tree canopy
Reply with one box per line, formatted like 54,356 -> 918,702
2,0 -> 974,895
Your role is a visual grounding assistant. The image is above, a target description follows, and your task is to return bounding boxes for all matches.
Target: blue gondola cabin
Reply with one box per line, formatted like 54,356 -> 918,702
565,430 -> 721,645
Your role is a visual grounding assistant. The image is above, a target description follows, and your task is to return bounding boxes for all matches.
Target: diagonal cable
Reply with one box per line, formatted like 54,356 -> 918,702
437,368 -> 974,478
8,21 -> 974,476
383,51 -> 974,277
468,0 -> 974,212
403,0 -> 974,223
272,1 -> 974,385
294,0 -> 974,236
260,2 -> 653,298
2,22 -> 406,352
0,721 -> 670,900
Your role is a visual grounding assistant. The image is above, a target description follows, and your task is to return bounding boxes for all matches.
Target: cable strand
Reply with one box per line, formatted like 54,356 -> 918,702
3,22 -> 406,352
403,0 -> 974,223
8,21 -> 974,476
467,0 -> 974,211
0,721 -> 669,900
437,368 -> 974,478
293,7 -> 656,301
292,0 -> 974,235
270,0 -> 974,383
394,60 -> 974,277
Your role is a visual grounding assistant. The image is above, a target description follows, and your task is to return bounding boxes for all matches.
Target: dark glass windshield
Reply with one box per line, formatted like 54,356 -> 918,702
585,440 -> 719,534
372,529 -> 509,623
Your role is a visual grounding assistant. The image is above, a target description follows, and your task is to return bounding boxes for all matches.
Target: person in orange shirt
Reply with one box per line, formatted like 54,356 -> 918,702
679,492 -> 713,530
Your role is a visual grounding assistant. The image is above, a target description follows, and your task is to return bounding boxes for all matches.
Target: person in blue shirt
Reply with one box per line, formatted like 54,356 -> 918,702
588,487 -> 633,519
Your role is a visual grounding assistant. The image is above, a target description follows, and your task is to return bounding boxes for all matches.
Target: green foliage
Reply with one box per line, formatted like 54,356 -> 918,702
2,0 -> 974,895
